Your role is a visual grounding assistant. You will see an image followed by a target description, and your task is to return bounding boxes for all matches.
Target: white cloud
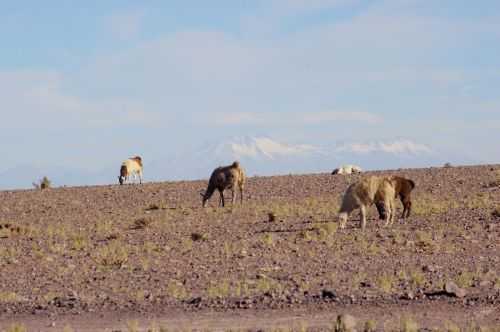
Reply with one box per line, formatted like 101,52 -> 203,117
336,139 -> 433,155
3,1 -> 499,172
0,69 -> 163,130
207,111 -> 382,126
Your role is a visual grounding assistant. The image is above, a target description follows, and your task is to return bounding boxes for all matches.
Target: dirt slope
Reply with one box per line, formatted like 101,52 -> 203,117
0,164 -> 499,330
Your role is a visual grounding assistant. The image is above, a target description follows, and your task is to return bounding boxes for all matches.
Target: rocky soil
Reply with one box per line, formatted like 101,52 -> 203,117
0,164 -> 499,331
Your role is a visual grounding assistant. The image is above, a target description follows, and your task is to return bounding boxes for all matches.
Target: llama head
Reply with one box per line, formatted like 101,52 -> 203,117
375,201 -> 387,220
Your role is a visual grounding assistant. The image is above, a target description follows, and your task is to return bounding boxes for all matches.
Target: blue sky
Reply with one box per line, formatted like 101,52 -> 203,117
1,0 -> 499,179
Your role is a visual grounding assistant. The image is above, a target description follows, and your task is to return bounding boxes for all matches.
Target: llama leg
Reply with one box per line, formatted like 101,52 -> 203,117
219,190 -> 225,207
231,188 -> 235,205
339,212 -> 348,229
139,170 -> 143,184
384,200 -> 393,227
401,199 -> 407,219
240,186 -> 244,204
360,205 -> 367,230
388,200 -> 394,226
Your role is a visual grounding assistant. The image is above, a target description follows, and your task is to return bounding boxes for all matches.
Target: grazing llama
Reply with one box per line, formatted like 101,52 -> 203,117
376,176 -> 415,219
338,176 -> 395,230
332,165 -> 363,175
201,161 -> 245,208
118,156 -> 143,185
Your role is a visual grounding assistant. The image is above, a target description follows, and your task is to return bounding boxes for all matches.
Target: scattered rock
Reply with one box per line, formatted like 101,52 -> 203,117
268,212 -> 276,222
479,280 -> 492,287
402,291 -> 415,300
445,281 -> 467,298
186,297 -> 202,305
423,265 -> 439,273
321,289 -> 337,300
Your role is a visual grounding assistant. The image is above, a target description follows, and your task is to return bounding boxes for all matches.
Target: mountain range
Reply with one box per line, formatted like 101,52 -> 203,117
0,136 -> 459,189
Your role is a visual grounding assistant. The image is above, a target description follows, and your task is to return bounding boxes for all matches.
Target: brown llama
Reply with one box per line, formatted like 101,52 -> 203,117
375,176 -> 415,219
201,161 -> 245,208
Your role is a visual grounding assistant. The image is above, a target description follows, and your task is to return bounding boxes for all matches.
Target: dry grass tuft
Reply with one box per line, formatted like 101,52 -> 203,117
191,232 -> 208,241
32,176 -> 51,190
132,217 -> 153,230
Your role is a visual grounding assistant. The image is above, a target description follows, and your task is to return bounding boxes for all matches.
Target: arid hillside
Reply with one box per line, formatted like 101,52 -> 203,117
0,164 -> 499,331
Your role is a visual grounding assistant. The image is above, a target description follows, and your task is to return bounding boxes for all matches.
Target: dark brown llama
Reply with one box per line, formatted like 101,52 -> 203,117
201,161 -> 246,208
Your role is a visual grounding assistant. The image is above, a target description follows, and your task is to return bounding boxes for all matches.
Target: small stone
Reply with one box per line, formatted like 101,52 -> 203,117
479,280 -> 492,287
321,289 -> 336,300
445,281 -> 467,298
423,265 -> 439,273
404,291 -> 415,300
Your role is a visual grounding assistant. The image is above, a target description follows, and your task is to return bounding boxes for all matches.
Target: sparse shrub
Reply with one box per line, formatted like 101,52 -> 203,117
492,207 -> 500,218
62,325 -> 74,332
456,270 -> 475,288
300,230 -> 314,241
319,222 -> 338,236
32,176 -> 51,190
146,203 -> 160,211
71,233 -> 88,251
127,319 -> 140,332
191,232 -> 208,241
400,316 -> 419,332
0,291 -> 20,303
207,279 -> 231,299
166,281 -> 188,300
334,314 -> 357,332
180,238 -> 193,252
132,217 -> 153,230
415,230 -> 435,249
495,277 -> 500,290
465,193 -> 494,209
364,320 -> 377,332
413,195 -> 458,216
443,162 -> 453,168
409,270 -> 426,288
377,273 -> 395,293
444,321 -> 461,332
255,277 -> 283,295
95,240 -> 129,268
262,233 -> 274,246
5,323 -> 27,332
147,322 -> 168,332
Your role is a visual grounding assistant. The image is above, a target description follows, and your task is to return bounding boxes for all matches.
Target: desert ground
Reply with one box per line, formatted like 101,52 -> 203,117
0,164 -> 499,331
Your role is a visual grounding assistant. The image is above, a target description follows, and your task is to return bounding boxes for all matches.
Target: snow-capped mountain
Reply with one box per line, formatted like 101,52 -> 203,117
146,136 -> 328,180
1,136 -> 452,189
147,136 -> 438,181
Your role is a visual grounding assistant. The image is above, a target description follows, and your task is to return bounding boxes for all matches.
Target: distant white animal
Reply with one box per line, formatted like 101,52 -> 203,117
118,156 -> 143,185
338,176 -> 396,230
331,165 -> 363,175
